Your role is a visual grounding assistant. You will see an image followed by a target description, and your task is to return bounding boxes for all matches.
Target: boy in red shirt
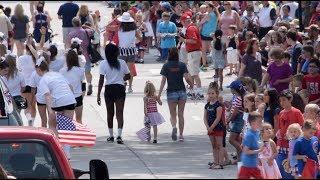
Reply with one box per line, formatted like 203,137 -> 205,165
276,90 -> 304,179
302,59 -> 320,104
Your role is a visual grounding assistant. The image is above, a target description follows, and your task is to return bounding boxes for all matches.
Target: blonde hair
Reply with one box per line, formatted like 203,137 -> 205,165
78,5 -> 89,16
14,4 -> 24,20
144,81 -> 156,97
0,44 -> 7,57
286,123 -> 302,139
261,123 -> 273,137
305,104 -> 320,114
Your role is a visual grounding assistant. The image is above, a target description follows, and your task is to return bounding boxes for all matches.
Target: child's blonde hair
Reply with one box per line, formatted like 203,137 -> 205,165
255,94 -> 264,102
286,123 -> 302,139
304,104 -> 320,114
260,123 -> 273,137
144,81 -> 156,97
293,73 -> 304,84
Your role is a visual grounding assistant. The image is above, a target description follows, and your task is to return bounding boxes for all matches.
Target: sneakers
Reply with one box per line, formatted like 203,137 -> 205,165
171,127 -> 177,141
127,87 -> 133,94
200,65 -> 207,71
153,140 -> 157,144
87,84 -> 93,96
107,136 -> 114,143
179,135 -> 184,142
116,136 -> 124,144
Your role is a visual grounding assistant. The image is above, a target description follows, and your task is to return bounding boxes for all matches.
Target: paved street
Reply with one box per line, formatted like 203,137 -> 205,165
4,1 -> 238,179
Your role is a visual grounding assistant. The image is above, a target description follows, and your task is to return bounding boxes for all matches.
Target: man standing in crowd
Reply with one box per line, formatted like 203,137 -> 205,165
179,13 -> 203,99
257,1 -> 277,40
67,17 -> 94,96
58,1 -> 79,48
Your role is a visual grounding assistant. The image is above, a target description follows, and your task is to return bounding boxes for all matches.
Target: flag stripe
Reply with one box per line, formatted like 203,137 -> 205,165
56,114 -> 96,147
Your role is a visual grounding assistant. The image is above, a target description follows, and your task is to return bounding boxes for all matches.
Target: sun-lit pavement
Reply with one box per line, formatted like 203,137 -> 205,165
6,1 -> 238,178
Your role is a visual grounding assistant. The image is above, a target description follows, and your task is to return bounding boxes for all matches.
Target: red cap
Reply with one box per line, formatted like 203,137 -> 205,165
181,13 -> 191,22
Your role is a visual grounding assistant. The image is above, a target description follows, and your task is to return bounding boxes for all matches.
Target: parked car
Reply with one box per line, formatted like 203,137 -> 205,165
0,127 -> 109,179
0,77 -> 23,126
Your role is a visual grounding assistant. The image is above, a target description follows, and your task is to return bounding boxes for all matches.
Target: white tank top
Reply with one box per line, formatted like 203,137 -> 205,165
118,30 -> 136,49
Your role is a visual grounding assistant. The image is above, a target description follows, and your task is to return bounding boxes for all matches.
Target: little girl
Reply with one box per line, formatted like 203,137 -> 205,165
258,123 -> 282,179
135,12 -> 147,64
227,80 -> 246,163
287,123 -> 303,178
226,25 -> 239,76
143,81 -> 165,143
211,29 -> 226,91
204,82 -> 225,169
243,93 -> 256,136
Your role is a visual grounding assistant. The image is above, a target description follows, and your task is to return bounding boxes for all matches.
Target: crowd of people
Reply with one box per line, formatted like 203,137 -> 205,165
0,0 -> 320,179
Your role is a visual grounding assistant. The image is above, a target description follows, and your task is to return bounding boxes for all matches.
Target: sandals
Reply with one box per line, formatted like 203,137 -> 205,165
209,164 -> 224,169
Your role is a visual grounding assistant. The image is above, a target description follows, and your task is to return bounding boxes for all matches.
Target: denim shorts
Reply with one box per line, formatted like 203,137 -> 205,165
229,113 -> 244,134
167,90 -> 187,102
84,60 -> 92,73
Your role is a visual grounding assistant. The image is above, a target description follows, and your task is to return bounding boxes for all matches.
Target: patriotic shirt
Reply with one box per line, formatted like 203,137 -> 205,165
302,74 -> 320,102
146,97 -> 158,113
230,96 -> 244,115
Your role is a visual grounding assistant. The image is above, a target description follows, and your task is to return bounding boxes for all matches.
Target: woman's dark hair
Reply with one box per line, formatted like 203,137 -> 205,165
36,58 -> 49,72
246,38 -> 258,55
66,49 -> 80,71
25,41 -> 37,63
4,7 -> 11,17
283,5 -> 290,12
292,93 -> 305,113
214,29 -> 223,51
266,88 -> 280,122
105,43 -> 120,70
48,45 -> 58,61
113,8 -> 122,18
120,22 -> 137,32
0,59 -> 9,70
168,47 -> 179,61
309,58 -> 320,68
70,42 -> 82,55
286,30 -> 297,41
36,3 -> 44,13
302,45 -> 314,56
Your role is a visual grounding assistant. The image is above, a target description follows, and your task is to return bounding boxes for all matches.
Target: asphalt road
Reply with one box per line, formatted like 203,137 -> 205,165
5,1 -> 239,178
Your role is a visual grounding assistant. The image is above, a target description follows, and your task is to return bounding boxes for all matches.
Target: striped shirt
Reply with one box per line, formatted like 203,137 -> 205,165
146,97 -> 158,113
230,96 -> 244,114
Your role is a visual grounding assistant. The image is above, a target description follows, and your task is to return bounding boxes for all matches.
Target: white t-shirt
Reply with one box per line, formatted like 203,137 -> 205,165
60,66 -> 85,98
29,71 -> 45,104
99,59 -> 130,86
1,73 -> 25,97
242,112 -> 251,136
49,56 -> 66,72
78,55 -> 86,68
17,55 -> 36,86
38,72 -> 76,108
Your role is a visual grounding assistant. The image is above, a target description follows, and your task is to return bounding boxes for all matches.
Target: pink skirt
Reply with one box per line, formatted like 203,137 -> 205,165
259,159 -> 282,179
147,112 -> 165,126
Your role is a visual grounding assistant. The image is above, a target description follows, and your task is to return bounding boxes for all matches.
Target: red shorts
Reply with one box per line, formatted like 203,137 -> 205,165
208,130 -> 224,136
238,166 -> 262,179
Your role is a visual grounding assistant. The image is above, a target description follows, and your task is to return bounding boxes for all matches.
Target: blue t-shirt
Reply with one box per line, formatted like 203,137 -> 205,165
301,59 -> 310,74
201,12 -> 218,37
241,129 -> 260,167
57,3 -> 79,27
157,21 -> 177,49
293,136 -> 319,175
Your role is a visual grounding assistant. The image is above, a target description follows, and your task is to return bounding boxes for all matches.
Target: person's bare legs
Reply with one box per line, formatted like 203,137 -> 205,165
153,125 -> 157,140
168,101 -> 178,141
23,92 -> 36,124
37,105 -> 48,128
85,72 -> 92,86
75,105 -> 83,124
177,99 -> 186,138
219,69 -> 223,90
62,110 -> 75,120
209,136 -> 217,165
215,136 -> 224,165
14,40 -> 25,57
229,132 -> 242,161
193,75 -> 202,89
127,62 -> 134,91
201,40 -> 210,67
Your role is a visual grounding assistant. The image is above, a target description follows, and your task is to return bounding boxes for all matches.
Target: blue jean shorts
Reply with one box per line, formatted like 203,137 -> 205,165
167,90 -> 187,102
229,113 -> 244,134
84,60 -> 92,73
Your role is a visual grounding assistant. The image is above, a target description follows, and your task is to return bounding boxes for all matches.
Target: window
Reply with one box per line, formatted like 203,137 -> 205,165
0,141 -> 62,179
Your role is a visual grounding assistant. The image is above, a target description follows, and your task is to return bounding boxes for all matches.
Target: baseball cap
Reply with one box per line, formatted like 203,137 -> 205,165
161,2 -> 171,11
227,80 -> 243,90
181,13 -> 191,22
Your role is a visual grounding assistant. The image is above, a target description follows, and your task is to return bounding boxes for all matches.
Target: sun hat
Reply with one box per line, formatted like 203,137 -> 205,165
180,13 -> 191,22
117,12 -> 134,23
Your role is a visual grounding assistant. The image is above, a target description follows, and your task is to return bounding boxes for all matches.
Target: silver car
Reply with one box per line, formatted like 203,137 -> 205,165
0,77 -> 23,126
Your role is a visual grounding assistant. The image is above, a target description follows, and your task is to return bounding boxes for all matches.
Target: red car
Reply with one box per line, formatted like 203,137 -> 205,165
0,127 -> 109,179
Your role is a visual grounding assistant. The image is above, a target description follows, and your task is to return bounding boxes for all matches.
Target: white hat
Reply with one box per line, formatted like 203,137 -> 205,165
117,12 -> 134,23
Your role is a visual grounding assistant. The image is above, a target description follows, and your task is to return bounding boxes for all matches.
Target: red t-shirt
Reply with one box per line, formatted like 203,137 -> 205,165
302,74 -> 320,102
277,107 -> 304,148
185,23 -> 201,52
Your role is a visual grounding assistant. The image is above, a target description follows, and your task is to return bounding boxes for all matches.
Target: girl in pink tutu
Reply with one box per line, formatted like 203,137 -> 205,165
258,123 -> 282,179
143,81 -> 165,143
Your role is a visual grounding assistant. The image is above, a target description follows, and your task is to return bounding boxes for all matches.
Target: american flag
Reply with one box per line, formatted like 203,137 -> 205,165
56,113 -> 96,147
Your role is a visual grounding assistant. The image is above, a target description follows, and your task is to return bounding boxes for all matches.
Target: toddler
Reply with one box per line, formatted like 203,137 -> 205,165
258,123 -> 282,179
142,81 -> 165,143
286,123 -> 303,178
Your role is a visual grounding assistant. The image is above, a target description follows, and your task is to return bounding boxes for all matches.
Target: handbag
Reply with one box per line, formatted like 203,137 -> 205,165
85,30 -> 103,64
13,96 -> 28,109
